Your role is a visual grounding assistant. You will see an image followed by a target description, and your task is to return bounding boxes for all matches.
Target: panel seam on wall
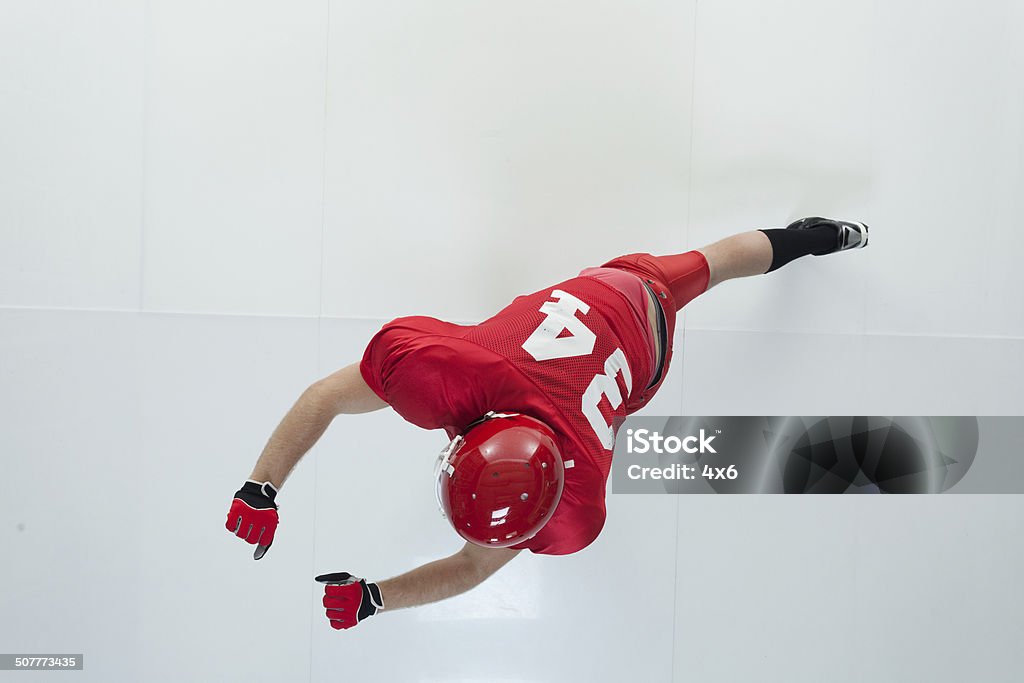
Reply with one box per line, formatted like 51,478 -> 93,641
139,0 -> 152,312
5,306 -> 1023,343
310,0 -> 332,679
674,1 -> 700,680
861,0 -> 879,339
678,0 -> 701,417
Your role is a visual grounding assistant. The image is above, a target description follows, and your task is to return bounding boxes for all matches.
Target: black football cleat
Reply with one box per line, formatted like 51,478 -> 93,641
786,216 -> 869,253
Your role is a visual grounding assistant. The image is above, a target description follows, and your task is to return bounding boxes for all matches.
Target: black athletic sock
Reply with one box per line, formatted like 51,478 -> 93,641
759,227 -> 838,272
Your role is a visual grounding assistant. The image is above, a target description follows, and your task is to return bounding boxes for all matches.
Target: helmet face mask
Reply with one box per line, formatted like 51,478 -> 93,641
434,412 -> 564,548
433,434 -> 463,518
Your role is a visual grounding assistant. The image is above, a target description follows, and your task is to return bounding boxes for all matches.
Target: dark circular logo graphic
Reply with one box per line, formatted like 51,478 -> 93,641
653,416 -> 980,494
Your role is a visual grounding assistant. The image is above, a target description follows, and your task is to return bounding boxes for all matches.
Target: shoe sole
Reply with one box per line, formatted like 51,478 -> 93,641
841,221 -> 869,250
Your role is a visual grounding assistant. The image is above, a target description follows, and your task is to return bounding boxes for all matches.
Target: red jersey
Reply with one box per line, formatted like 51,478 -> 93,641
360,269 -> 667,555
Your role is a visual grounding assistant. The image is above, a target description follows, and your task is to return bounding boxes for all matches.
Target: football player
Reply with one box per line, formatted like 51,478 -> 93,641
226,217 -> 868,630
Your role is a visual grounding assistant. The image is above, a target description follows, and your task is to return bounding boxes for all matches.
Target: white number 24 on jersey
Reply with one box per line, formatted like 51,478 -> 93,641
520,289 -> 632,450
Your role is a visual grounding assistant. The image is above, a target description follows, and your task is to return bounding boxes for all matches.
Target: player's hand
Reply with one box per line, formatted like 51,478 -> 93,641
315,572 -> 384,630
225,480 -> 279,560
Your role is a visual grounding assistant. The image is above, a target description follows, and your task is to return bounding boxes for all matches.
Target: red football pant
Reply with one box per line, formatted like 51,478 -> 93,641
599,251 -> 710,313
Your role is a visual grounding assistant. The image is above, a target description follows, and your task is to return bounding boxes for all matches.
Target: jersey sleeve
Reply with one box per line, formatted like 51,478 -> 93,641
510,496 -> 606,556
359,316 -> 453,408
358,322 -> 400,403
358,316 -> 510,433
509,434 -> 610,556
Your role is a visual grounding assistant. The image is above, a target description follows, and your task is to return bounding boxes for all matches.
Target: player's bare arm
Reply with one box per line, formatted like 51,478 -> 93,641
318,541 -> 520,625
225,217 -> 868,629
226,363 -> 384,559
312,543 -> 520,629
248,363 -> 386,488
376,542 -> 520,610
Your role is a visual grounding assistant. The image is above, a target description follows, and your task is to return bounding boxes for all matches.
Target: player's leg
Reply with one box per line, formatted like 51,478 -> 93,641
598,217 -> 868,313
699,217 -> 869,290
697,230 -> 772,290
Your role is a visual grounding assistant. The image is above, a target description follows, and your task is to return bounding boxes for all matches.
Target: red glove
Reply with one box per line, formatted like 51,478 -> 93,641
225,480 -> 279,560
315,572 -> 384,630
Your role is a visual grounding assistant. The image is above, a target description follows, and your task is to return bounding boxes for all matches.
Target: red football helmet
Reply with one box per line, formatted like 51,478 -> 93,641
435,411 -> 565,548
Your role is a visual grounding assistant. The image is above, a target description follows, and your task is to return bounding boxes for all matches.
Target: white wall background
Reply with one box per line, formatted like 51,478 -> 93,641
2,1 -> 1023,681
